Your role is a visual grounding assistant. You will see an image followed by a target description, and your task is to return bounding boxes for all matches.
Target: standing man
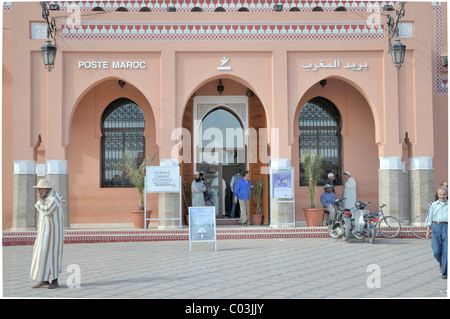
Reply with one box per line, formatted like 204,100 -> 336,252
320,184 -> 337,225
325,173 -> 336,193
426,186 -> 448,279
234,171 -> 255,225
30,179 -> 65,289
230,169 -> 243,218
191,171 -> 206,206
343,172 -> 357,209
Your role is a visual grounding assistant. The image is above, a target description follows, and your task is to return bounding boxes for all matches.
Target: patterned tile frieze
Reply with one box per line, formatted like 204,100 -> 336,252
46,0 -> 396,12
61,21 -> 384,40
432,2 -> 448,94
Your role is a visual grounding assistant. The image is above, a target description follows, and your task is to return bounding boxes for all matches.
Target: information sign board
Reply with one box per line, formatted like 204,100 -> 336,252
146,166 -> 180,193
189,206 -> 217,251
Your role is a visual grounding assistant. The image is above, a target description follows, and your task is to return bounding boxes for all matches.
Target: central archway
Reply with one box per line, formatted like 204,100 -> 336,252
181,77 -> 269,225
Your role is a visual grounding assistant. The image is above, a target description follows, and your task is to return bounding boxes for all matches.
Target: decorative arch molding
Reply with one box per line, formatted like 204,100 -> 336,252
182,75 -> 270,135
293,76 -> 381,148
67,78 -> 156,148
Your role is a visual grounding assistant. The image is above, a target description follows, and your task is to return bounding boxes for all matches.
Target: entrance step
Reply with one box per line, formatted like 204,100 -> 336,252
216,217 -> 240,226
2,226 -> 423,246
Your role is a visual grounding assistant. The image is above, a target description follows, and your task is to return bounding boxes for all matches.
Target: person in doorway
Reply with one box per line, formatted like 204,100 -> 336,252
191,171 -> 206,206
30,179 -> 65,289
320,184 -> 337,225
230,168 -> 243,218
211,171 -> 226,218
234,171 -> 255,225
343,172 -> 357,209
325,173 -> 336,193
426,186 -> 448,279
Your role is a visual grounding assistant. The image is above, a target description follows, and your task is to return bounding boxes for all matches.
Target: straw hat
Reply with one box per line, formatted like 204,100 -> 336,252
33,179 -> 53,189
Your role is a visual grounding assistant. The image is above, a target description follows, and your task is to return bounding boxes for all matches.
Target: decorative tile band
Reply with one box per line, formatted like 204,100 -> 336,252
2,227 -> 423,246
47,0 -> 397,13
61,22 -> 384,41
432,3 -> 448,94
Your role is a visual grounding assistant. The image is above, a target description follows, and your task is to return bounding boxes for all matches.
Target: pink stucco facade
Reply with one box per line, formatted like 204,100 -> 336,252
2,1 -> 448,230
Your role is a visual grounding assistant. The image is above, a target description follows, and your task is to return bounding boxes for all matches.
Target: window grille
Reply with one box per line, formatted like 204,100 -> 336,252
299,97 -> 342,186
101,98 -> 145,187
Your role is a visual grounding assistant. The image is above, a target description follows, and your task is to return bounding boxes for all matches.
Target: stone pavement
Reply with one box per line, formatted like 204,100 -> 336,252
2,237 -> 448,300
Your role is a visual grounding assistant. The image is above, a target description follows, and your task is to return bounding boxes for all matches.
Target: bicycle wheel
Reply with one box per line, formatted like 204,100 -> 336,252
410,214 -> 428,239
377,216 -> 401,238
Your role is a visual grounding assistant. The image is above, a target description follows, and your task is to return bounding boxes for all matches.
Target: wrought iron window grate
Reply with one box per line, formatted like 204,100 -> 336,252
299,97 -> 342,186
101,98 -> 145,187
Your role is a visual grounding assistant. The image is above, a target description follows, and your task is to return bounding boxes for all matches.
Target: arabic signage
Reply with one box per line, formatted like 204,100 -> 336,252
146,166 -> 180,193
302,60 -> 368,72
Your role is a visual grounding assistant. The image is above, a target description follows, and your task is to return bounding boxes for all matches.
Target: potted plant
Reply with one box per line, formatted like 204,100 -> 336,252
120,150 -> 157,229
251,177 -> 264,225
300,151 -> 323,226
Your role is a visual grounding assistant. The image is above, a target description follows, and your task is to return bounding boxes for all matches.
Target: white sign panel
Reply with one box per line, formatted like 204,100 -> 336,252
189,206 -> 217,251
146,166 -> 180,193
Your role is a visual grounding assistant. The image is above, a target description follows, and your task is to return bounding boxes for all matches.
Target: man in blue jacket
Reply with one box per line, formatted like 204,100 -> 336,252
320,184 -> 337,225
234,171 -> 255,225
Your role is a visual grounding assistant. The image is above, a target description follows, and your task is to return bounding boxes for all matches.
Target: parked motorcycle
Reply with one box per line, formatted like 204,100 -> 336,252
343,201 -> 378,244
327,198 -> 346,239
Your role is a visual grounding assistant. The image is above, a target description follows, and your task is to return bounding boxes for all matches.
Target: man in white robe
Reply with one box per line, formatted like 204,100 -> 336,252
30,179 -> 65,289
191,171 -> 206,206
343,172 -> 357,209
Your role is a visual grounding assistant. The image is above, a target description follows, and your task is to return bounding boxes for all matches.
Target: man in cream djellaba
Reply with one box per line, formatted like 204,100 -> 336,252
30,179 -> 66,289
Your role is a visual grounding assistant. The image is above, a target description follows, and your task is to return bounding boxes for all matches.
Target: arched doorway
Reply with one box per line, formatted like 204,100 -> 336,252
181,78 -> 269,225
67,79 -> 157,225
293,78 -> 378,223
197,106 -> 247,218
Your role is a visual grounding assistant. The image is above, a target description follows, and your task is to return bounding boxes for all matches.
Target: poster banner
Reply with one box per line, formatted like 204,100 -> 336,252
189,206 -> 217,250
146,166 -> 180,193
271,168 -> 294,199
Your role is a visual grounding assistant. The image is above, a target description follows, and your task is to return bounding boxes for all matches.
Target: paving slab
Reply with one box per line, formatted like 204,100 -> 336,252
2,238 -> 447,301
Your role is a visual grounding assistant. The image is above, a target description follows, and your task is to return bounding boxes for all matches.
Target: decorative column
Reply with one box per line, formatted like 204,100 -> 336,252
46,160 -> 70,228
158,159 -> 181,229
12,160 -> 37,231
409,157 -> 434,222
378,157 -> 409,223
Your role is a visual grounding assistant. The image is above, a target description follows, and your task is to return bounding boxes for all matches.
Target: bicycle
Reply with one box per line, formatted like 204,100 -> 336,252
370,204 -> 401,238
410,203 -> 432,239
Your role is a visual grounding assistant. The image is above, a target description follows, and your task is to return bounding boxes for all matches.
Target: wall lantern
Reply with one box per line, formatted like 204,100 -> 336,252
273,5 -> 283,11
217,79 -> 224,95
40,2 -> 57,71
385,2 -> 406,69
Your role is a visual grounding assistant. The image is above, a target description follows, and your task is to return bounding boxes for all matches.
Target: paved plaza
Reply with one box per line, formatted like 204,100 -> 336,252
2,237 -> 448,299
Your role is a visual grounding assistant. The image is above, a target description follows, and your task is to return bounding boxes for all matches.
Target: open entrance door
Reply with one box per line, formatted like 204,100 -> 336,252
197,148 -> 246,218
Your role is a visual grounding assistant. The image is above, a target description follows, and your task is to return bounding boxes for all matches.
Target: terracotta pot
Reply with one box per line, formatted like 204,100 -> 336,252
131,210 -> 151,229
303,208 -> 324,227
251,214 -> 263,225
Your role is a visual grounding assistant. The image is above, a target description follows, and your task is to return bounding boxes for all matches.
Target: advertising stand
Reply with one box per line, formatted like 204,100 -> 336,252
270,167 -> 295,227
188,206 -> 217,251
144,166 -> 182,229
